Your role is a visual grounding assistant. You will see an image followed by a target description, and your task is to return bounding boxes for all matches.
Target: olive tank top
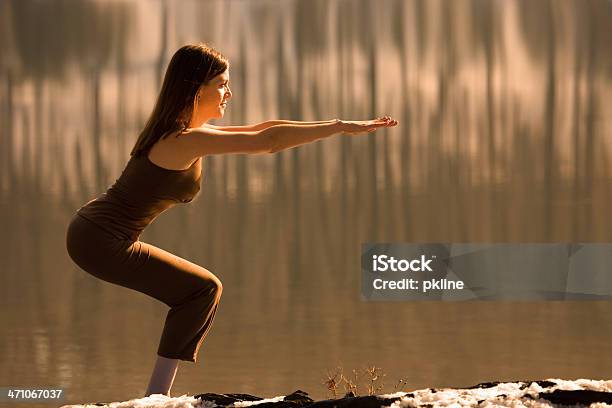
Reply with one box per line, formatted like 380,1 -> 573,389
76,153 -> 203,241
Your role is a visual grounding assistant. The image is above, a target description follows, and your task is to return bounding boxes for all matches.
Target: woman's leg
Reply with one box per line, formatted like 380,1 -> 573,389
85,239 -> 224,362
145,355 -> 179,397
126,243 -> 223,396
128,241 -> 223,363
67,216 -> 223,395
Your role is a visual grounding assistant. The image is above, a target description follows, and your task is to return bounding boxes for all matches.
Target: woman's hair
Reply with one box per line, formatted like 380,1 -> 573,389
130,43 -> 229,157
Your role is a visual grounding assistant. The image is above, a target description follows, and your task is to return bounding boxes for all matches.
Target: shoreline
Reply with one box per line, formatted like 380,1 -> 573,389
60,378 -> 612,408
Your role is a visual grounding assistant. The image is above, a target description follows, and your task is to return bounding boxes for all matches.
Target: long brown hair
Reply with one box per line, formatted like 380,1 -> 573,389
130,43 -> 229,157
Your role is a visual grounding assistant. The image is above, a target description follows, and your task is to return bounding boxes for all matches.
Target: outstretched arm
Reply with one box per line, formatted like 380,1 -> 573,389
265,118 -> 397,153
186,117 -> 398,156
204,119 -> 338,132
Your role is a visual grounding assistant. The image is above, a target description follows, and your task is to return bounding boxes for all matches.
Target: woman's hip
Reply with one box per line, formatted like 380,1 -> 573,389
66,214 -> 131,274
66,214 -> 222,307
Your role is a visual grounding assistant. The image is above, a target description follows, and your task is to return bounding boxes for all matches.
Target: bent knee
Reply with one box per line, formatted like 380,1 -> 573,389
204,274 -> 223,297
213,277 -> 223,296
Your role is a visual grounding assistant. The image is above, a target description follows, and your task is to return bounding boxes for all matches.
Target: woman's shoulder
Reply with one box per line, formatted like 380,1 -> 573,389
147,130 -> 202,170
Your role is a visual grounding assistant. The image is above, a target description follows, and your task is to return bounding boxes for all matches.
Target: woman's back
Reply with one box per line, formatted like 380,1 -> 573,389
76,139 -> 203,242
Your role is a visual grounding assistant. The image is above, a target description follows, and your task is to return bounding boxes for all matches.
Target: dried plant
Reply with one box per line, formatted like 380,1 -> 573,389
393,378 -> 409,391
364,364 -> 386,395
339,368 -> 359,395
323,365 -> 402,398
322,366 -> 343,398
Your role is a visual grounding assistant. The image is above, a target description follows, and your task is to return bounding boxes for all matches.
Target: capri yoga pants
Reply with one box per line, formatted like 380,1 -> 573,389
65,213 -> 223,363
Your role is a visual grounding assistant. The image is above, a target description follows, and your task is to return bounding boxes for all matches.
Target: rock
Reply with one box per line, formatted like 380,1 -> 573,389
193,391 -> 263,406
539,389 -> 612,405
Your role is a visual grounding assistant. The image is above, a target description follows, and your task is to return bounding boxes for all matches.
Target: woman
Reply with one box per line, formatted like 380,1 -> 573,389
65,42 -> 398,398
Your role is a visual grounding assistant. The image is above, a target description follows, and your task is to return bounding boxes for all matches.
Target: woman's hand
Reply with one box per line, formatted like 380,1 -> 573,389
336,116 -> 399,135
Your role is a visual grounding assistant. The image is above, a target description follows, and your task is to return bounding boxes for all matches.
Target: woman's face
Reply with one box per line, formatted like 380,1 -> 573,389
191,69 -> 232,126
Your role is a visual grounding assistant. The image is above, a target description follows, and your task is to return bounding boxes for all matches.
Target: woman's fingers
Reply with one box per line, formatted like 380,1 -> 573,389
341,117 -> 398,135
373,118 -> 398,127
383,118 -> 398,126
364,118 -> 397,133
374,116 -> 398,126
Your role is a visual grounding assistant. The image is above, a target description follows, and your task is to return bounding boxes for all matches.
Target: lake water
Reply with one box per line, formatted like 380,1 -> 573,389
1,0 -> 611,406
